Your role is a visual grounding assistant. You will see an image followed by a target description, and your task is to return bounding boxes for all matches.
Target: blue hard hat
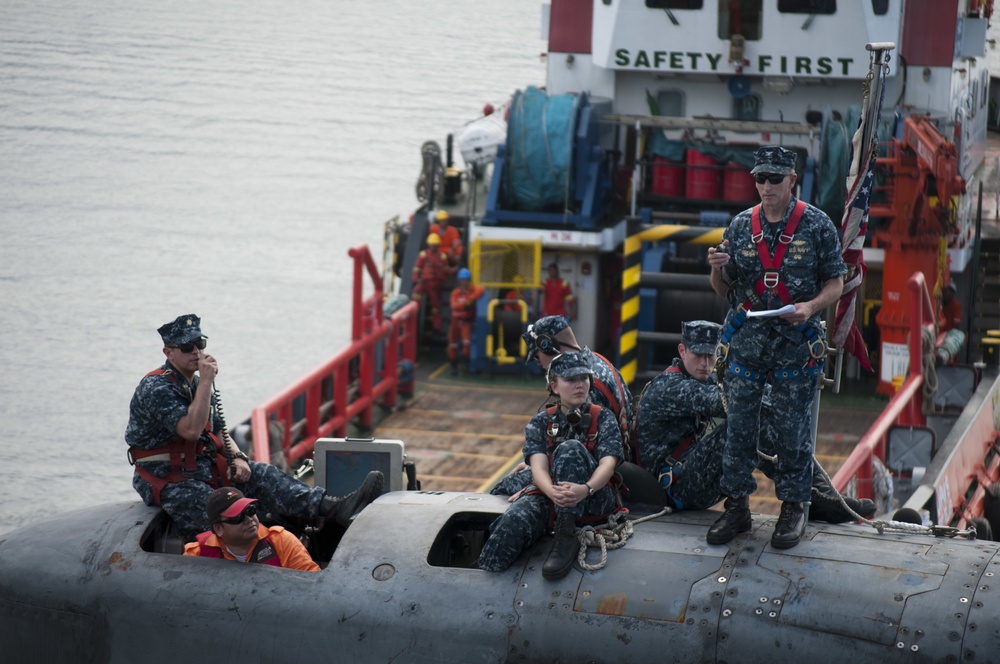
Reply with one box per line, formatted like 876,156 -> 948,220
458,268 -> 471,280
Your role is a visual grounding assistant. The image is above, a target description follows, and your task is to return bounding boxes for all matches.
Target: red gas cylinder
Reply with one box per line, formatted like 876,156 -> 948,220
685,148 -> 721,200
723,161 -> 757,202
651,156 -> 685,196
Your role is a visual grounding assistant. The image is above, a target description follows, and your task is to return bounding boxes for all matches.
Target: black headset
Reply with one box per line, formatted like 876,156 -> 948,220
527,324 -> 561,355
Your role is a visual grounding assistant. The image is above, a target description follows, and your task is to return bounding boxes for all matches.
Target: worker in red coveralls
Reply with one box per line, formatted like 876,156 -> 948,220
429,210 -> 463,270
412,233 -> 449,331
541,263 -> 576,321
448,267 -> 485,375
940,282 -> 962,332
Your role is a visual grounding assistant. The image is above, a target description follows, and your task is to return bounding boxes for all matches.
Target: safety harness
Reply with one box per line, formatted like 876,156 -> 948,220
631,365 -> 697,468
127,368 -> 231,505
715,201 -> 827,394
195,530 -> 282,566
520,404 -> 624,527
590,351 -> 634,457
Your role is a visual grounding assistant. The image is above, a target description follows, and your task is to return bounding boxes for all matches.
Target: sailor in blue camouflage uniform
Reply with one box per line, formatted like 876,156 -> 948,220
635,320 -> 730,511
490,315 -> 633,497
126,314 -> 383,540
635,320 -> 875,523
525,315 -> 632,439
477,352 -> 624,580
707,146 -> 846,549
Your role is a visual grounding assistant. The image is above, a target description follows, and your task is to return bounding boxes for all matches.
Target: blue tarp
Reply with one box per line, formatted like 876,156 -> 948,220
504,86 -> 578,211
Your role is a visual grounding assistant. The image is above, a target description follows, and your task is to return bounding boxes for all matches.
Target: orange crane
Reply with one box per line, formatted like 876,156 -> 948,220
868,115 -> 966,394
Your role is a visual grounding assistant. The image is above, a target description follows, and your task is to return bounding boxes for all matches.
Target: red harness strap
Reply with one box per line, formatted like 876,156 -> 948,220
749,200 -> 807,306
539,404 -> 623,526
129,368 -> 230,505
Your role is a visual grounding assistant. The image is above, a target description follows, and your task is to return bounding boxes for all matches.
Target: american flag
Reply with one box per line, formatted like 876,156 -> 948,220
832,51 -> 889,372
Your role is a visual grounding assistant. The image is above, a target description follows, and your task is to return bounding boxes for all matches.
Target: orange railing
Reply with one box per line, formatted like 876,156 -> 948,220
832,272 -> 936,499
249,245 -> 418,468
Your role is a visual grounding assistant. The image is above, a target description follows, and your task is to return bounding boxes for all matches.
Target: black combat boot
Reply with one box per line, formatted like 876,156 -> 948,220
771,501 -> 806,549
542,512 -> 579,580
319,470 -> 384,527
706,496 -> 751,545
809,469 -> 876,523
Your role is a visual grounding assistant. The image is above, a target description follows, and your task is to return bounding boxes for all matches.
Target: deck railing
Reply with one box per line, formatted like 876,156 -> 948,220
249,244 -> 418,469
831,271 -> 936,499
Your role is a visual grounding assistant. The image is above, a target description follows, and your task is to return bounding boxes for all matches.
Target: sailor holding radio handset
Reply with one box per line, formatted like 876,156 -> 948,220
126,314 -> 384,540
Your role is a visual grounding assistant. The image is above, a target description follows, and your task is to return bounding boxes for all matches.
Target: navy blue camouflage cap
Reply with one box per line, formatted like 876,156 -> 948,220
681,320 -> 722,355
546,352 -> 593,380
157,314 -> 207,345
522,315 -> 570,364
750,145 -> 797,175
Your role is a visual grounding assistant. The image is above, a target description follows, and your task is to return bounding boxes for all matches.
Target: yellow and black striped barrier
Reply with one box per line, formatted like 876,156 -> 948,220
619,218 -> 642,385
618,222 -> 726,386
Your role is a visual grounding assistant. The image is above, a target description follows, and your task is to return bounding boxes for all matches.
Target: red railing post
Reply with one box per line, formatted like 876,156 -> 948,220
832,271 -> 934,499
249,245 -> 418,469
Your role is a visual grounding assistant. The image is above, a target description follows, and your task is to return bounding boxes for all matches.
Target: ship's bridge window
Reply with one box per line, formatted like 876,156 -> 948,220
717,0 -> 762,41
777,0 -> 836,13
733,94 -> 761,121
655,90 -> 685,118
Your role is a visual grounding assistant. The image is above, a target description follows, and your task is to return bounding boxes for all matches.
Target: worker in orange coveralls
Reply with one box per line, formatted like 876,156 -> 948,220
429,210 -> 463,269
448,268 -> 485,375
412,233 -> 449,331
541,263 -> 575,321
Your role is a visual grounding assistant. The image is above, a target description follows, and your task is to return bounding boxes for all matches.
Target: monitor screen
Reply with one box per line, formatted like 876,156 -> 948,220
313,438 -> 404,496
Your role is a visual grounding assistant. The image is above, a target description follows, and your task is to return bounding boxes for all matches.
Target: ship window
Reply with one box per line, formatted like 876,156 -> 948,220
871,0 -> 889,15
655,90 -> 685,117
645,0 -> 703,8
777,0 -> 836,14
733,94 -> 761,121
717,0 -> 762,40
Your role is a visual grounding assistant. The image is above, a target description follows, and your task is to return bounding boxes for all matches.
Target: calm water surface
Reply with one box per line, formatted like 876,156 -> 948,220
0,0 -> 544,534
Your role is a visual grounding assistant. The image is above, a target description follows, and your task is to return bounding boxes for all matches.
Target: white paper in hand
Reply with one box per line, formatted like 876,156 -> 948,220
746,304 -> 796,318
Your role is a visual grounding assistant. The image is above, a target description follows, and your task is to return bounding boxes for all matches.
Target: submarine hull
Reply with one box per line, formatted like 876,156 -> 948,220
1,492 -> 998,663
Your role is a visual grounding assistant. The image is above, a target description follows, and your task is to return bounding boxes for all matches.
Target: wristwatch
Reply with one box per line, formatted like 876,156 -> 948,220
585,482 -> 594,497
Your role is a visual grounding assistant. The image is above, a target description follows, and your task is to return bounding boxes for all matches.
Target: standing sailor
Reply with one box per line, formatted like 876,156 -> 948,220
706,147 -> 846,549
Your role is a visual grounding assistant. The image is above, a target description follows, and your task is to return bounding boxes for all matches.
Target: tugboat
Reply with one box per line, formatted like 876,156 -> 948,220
2,2 -> 1000,663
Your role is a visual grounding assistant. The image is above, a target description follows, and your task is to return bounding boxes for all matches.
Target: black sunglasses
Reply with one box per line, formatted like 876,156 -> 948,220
219,504 -> 257,525
754,173 -> 787,185
168,337 -> 207,353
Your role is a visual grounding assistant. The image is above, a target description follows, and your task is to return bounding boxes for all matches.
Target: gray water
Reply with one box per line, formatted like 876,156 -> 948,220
0,0 -> 544,535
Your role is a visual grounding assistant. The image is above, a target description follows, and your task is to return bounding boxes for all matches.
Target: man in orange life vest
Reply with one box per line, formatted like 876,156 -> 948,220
184,487 -> 320,571
541,263 -> 576,320
448,267 -> 485,374
412,233 -> 450,331
126,314 -> 384,539
707,146 -> 846,549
